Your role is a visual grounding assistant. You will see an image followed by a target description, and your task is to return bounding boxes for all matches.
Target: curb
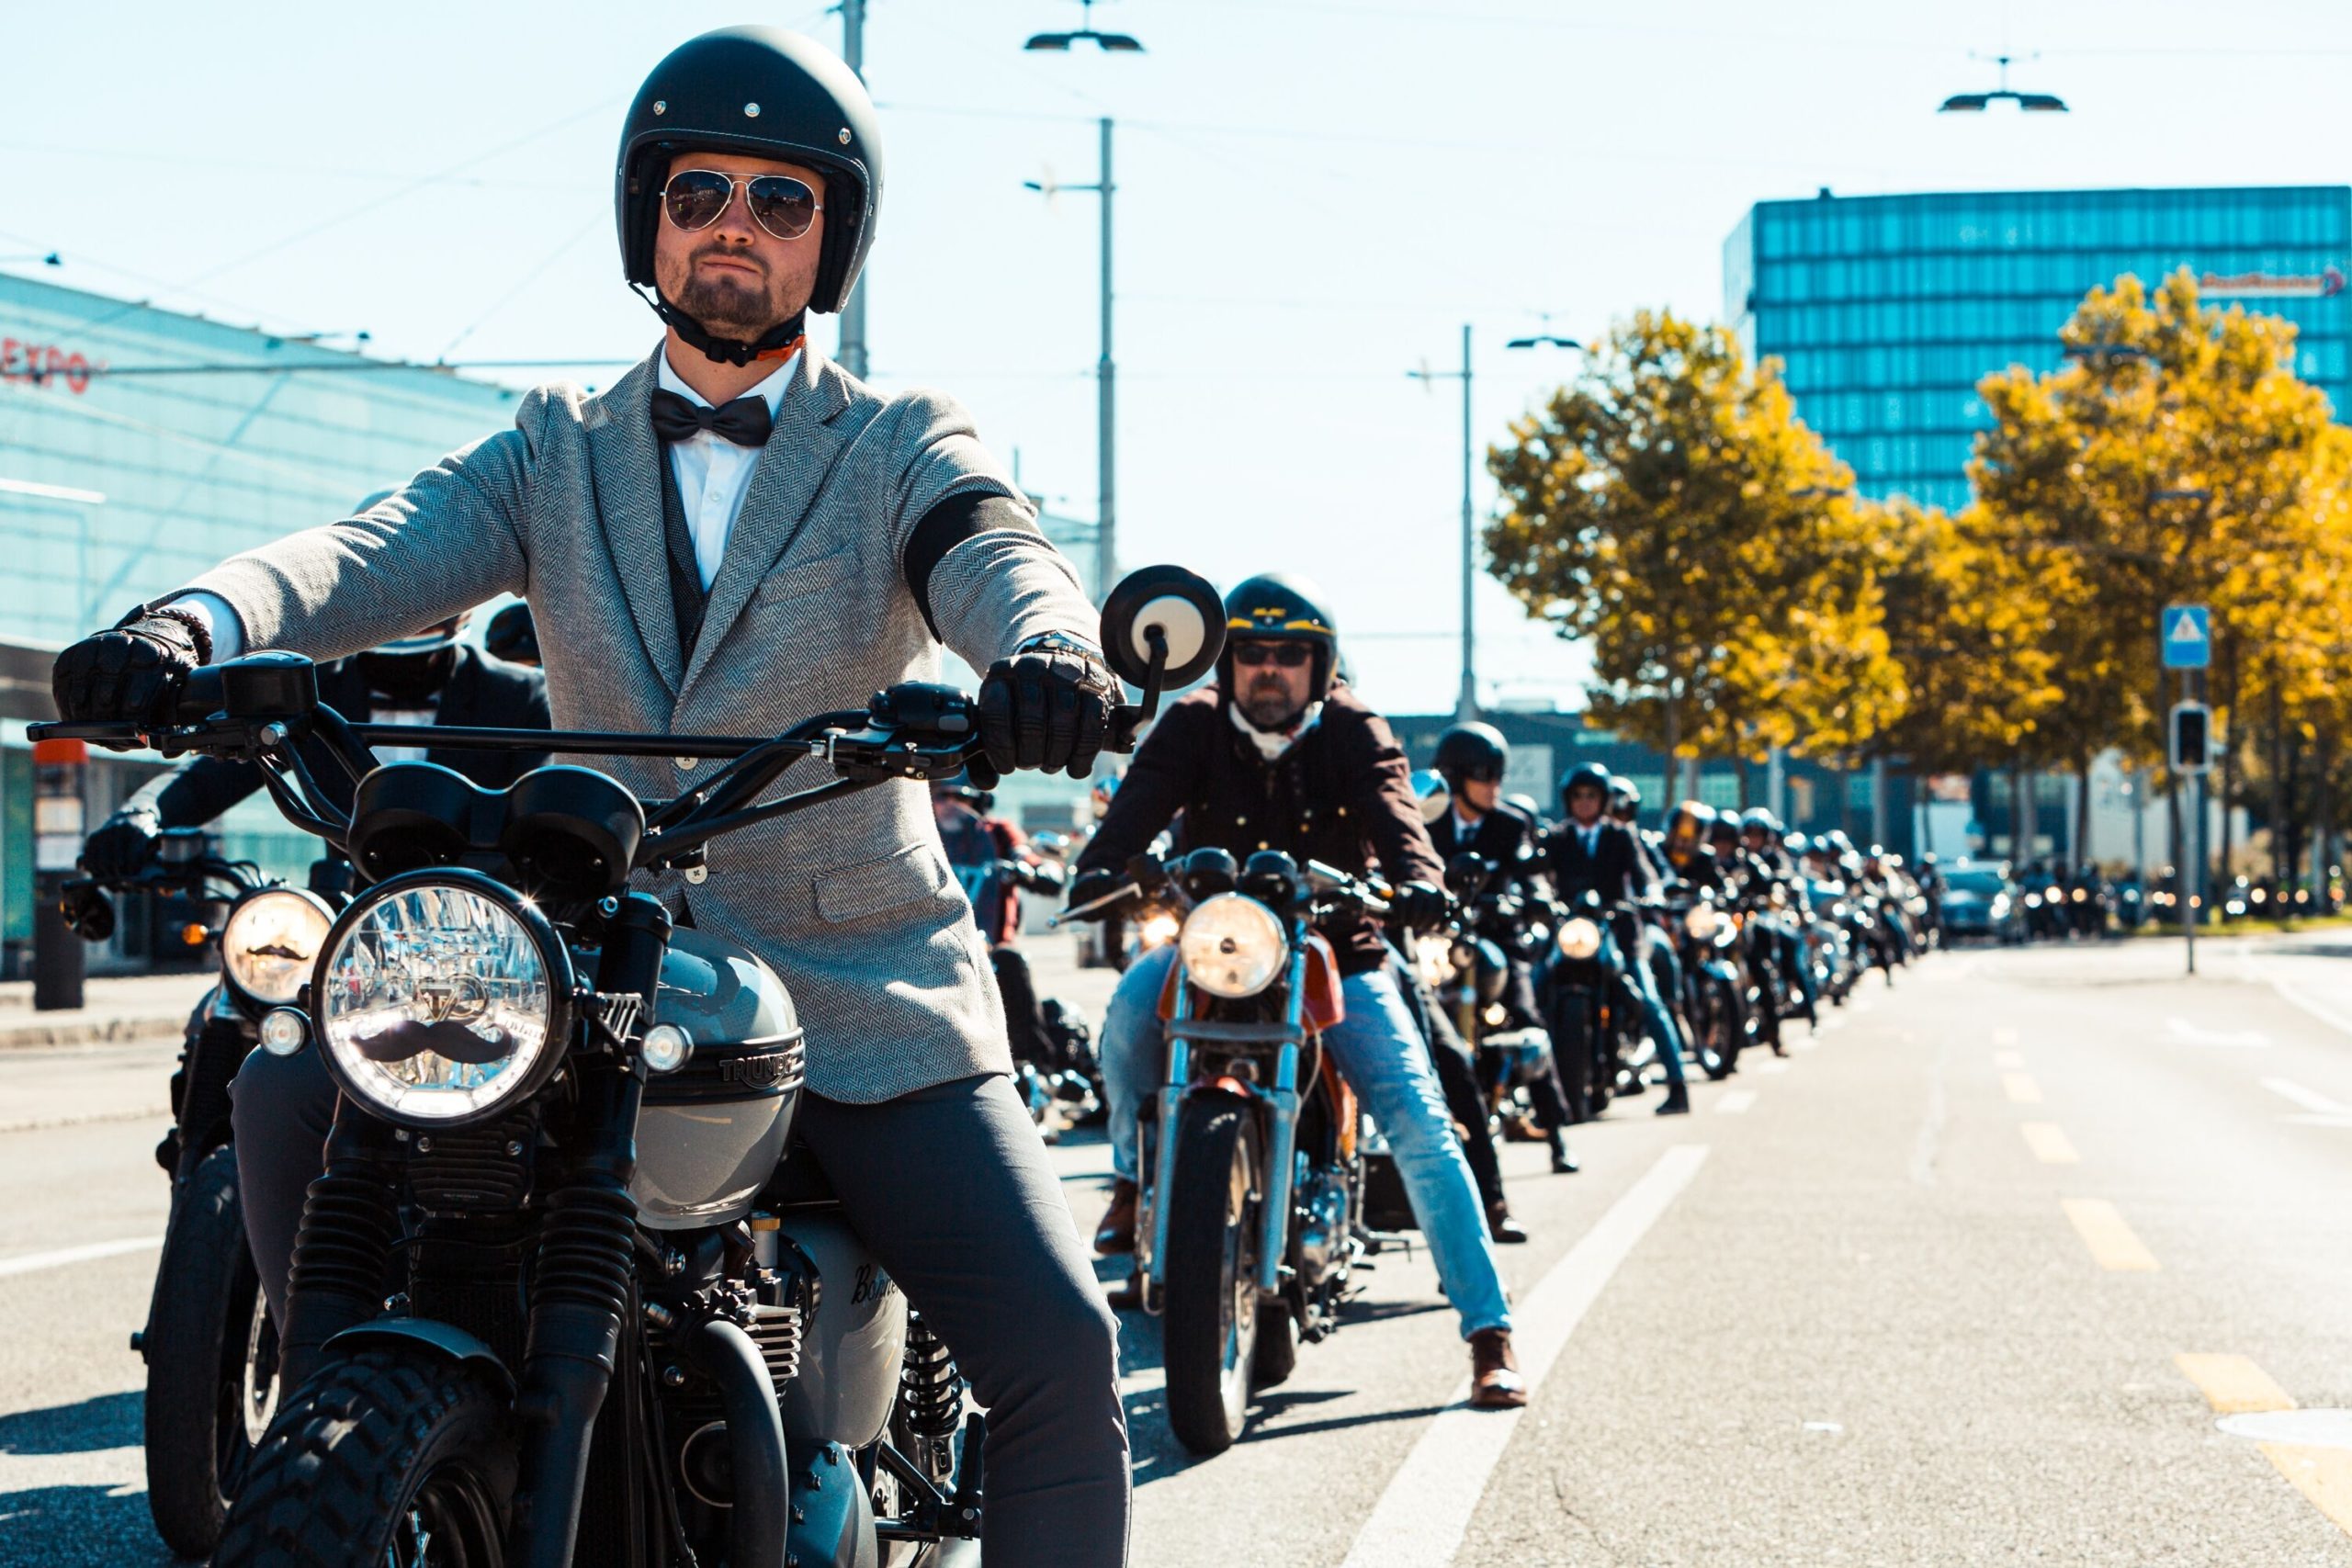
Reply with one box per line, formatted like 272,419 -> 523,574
0,1016 -> 190,1051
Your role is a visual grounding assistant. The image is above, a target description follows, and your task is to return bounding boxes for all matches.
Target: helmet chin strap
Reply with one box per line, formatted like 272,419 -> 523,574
637,286 -> 807,368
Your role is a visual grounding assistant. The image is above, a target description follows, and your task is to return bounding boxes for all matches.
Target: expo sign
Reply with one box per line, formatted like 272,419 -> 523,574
0,334 -> 102,394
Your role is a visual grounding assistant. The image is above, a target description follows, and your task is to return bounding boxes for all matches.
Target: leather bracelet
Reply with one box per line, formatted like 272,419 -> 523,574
127,606 -> 212,666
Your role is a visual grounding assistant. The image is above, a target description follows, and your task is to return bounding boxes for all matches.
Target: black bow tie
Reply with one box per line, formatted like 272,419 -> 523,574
650,388 -> 774,447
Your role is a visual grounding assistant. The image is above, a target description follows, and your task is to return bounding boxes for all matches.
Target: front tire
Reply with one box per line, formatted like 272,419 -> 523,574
1160,1097 -> 1261,1456
216,1348 -> 514,1567
144,1143 -> 277,1560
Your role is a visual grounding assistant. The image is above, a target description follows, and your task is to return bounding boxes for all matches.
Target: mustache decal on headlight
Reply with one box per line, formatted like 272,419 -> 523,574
355,1018 -> 516,1066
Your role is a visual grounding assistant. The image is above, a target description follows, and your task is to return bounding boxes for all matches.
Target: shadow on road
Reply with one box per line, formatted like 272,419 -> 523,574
0,1391 -> 175,1567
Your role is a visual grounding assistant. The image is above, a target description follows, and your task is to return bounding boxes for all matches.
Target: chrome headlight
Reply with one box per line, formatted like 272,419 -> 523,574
1178,893 -> 1289,998
312,873 -> 571,1128
1684,905 -> 1722,940
220,889 -> 334,1007
1556,917 -> 1602,960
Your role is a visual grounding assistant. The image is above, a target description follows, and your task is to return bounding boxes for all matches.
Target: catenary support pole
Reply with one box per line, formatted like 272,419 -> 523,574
836,0 -> 870,379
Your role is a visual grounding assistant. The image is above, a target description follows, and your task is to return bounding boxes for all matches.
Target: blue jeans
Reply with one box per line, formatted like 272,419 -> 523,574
1101,942 -> 1513,1339
1607,921 -> 1686,1086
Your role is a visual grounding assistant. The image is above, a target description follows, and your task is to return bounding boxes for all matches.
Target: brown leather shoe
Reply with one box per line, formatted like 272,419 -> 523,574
1486,1202 -> 1530,1246
1094,1179 -> 1138,1255
1468,1328 -> 1529,1409
1103,1269 -> 1146,1312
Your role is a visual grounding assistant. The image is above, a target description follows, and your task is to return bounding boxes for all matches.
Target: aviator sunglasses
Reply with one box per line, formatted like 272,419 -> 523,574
1231,641 -> 1313,669
660,169 -> 823,242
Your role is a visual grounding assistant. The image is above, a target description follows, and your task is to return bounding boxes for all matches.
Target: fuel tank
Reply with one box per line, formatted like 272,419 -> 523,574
630,928 -> 806,1231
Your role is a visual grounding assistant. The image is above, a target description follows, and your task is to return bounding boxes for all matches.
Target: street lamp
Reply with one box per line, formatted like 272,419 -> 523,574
1939,54 -> 2068,113
1024,0 -> 1144,51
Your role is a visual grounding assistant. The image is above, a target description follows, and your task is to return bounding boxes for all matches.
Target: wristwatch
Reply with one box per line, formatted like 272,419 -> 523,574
1012,630 -> 1105,663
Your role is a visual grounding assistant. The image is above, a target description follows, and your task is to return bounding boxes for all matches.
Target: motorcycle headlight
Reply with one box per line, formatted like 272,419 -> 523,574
1556,917 -> 1602,960
220,889 -> 334,1007
1178,893 -> 1289,999
312,872 -> 571,1128
1684,905 -> 1722,940
1139,910 -> 1181,950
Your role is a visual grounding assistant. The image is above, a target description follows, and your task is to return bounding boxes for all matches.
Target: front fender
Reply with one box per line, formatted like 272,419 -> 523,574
325,1318 -> 515,1396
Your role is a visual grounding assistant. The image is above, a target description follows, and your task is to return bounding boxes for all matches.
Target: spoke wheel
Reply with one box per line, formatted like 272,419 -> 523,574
1160,1096 -> 1262,1455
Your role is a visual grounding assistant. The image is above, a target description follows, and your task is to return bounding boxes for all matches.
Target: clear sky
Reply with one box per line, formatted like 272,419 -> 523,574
5,0 -> 2349,715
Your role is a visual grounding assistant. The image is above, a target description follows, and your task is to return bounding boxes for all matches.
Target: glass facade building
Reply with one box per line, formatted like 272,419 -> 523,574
0,274 -> 525,967
1724,186 -> 2352,510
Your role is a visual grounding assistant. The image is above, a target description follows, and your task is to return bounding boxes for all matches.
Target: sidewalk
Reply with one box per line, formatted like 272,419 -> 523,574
0,972 -> 214,1049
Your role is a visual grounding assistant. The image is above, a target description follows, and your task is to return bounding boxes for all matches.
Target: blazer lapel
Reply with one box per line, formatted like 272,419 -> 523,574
585,350 -> 683,695
678,350 -> 855,696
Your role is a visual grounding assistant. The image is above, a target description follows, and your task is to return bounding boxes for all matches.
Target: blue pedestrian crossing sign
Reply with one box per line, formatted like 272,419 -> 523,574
2162,604 -> 2211,670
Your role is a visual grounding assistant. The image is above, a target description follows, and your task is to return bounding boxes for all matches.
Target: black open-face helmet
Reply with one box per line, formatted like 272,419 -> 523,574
1218,575 -> 1339,699
1434,722 -> 1508,791
484,602 -> 540,667
1559,761 -> 1613,818
1607,775 -> 1642,821
1706,814 -> 1742,854
616,27 -> 883,362
1740,807 -> 1781,843
1662,801 -> 1713,869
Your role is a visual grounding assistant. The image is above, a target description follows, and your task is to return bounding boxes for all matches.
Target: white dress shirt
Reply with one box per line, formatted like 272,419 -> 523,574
174,344 -> 801,656
657,348 -> 797,591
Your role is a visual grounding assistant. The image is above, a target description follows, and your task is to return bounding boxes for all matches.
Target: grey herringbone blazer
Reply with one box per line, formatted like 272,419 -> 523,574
179,344 -> 1095,1102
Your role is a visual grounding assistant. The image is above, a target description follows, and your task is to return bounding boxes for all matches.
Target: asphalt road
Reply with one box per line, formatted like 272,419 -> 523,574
8,934 -> 2352,1565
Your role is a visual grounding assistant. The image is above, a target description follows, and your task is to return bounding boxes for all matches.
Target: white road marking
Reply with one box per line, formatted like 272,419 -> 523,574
2220,1410 -> 2352,1450
2285,1114 -> 2352,1130
1751,1057 -> 1791,1076
2263,1078 -> 2352,1118
1715,1089 -> 1758,1115
0,1235 -> 163,1279
1340,1145 -> 1710,1568
2165,1017 -> 2270,1049
0,1444 -> 145,1504
1994,1049 -> 2024,1068
1994,1026 -> 2019,1046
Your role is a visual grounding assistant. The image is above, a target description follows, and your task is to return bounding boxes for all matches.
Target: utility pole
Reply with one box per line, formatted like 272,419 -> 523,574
1023,118 -> 1118,595
1410,325 -> 1476,721
836,0 -> 870,380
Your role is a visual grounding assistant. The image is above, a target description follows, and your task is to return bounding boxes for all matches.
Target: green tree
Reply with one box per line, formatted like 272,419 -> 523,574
1485,309 -> 1905,795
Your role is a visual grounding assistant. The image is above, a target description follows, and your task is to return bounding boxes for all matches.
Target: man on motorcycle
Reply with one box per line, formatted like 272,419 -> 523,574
1738,807 -> 1819,1028
50,28 -> 1131,1562
1427,721 -> 1577,1176
1547,763 -> 1690,1113
1074,576 -> 1529,1410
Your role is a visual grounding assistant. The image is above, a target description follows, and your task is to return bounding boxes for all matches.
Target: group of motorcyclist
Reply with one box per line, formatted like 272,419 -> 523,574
40,20 -> 1958,1565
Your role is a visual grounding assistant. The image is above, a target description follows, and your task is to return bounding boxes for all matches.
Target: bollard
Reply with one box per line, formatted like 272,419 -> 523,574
31,739 -> 86,1010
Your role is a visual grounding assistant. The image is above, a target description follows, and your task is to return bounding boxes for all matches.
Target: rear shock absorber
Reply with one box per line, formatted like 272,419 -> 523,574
899,1310 -> 966,1485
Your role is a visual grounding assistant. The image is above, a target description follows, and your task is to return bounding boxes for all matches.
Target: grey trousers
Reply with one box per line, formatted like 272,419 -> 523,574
230,1051 -> 1131,1567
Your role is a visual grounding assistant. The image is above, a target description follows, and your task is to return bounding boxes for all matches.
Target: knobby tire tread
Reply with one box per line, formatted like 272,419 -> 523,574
143,1142 -> 254,1559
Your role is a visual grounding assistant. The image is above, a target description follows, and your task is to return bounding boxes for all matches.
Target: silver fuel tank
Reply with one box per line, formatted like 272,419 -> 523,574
759,1208 -> 909,1451
629,927 -> 806,1231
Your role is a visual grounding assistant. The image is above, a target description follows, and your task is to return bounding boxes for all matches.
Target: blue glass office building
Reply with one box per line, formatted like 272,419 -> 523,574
1724,186 -> 2352,511
0,273 -> 524,968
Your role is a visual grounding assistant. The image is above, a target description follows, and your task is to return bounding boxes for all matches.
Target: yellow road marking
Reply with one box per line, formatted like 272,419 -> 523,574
2020,1122 -> 2080,1164
2002,1072 -> 2043,1103
2062,1199 -> 2157,1271
2261,1446 -> 2352,1538
2177,1353 -> 2296,1414
1994,1049 -> 2024,1068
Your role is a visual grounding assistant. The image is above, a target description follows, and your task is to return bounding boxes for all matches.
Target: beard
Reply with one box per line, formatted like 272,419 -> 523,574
1239,681 -> 1305,730
674,252 -> 786,337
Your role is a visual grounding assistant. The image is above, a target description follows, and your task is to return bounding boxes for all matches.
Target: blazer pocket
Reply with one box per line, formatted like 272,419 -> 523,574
754,544 -> 858,605
814,840 -> 951,923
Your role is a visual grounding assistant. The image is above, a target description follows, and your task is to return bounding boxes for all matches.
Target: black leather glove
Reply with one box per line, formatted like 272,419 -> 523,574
1390,880 -> 1453,934
977,641 -> 1117,779
51,612 -> 209,738
1064,869 -> 1126,920
82,808 -> 163,881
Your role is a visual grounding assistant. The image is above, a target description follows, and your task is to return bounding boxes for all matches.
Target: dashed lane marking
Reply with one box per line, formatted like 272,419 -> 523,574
1994,1026 -> 2019,1046
1340,1145 -> 1711,1568
1994,1049 -> 2024,1069
2263,1077 -> 2352,1118
2062,1199 -> 2158,1272
2002,1072 -> 2043,1104
1751,1057 -> 1791,1076
0,1235 -> 163,1279
2165,1016 -> 2270,1049
1715,1090 -> 1758,1115
2177,1353 -> 2297,1414
2260,1446 -> 2352,1537
2020,1122 -> 2080,1164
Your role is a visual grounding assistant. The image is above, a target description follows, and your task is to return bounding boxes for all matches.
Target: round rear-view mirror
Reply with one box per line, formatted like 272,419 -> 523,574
1410,769 -> 1451,826
1098,566 -> 1224,690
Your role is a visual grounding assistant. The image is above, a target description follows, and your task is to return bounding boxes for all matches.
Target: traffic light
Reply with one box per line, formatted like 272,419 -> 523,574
2170,702 -> 2213,773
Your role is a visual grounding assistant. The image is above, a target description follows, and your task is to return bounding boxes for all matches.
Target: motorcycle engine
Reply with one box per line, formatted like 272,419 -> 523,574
1294,1166 -> 1353,1289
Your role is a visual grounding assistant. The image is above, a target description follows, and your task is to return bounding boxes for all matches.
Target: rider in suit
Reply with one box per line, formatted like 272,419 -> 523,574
1546,763 -> 1692,1115
51,29 -> 1131,1562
